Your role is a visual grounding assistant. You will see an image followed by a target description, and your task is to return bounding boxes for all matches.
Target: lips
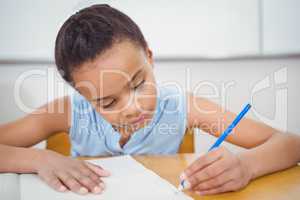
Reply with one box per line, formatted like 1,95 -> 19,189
131,114 -> 145,125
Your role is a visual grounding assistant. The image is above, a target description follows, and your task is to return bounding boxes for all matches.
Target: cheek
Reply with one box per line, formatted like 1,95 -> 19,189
136,84 -> 157,113
96,108 -> 119,124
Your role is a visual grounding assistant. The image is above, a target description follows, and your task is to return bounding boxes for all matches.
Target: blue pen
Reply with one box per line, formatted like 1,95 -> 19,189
178,103 -> 252,191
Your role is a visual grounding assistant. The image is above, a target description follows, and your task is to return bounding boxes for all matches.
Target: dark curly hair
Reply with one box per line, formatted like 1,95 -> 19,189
55,4 -> 148,84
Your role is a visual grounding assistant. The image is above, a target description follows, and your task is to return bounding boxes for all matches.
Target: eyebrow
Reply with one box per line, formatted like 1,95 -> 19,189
91,68 -> 143,102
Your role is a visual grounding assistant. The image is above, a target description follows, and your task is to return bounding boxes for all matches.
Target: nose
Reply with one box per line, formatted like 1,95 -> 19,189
121,91 -> 140,119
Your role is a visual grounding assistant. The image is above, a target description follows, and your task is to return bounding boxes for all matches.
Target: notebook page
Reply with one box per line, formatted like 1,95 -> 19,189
20,155 -> 192,200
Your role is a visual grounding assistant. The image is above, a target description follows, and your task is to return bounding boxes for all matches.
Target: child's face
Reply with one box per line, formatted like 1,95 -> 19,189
72,40 -> 157,132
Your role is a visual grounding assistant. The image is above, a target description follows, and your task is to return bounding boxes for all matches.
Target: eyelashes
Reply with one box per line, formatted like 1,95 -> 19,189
102,99 -> 116,109
133,79 -> 145,89
100,79 -> 146,109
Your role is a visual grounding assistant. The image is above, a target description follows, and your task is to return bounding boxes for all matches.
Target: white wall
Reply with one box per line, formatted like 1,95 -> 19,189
112,0 -> 259,57
0,0 -> 77,60
263,0 -> 300,54
1,0 -> 300,59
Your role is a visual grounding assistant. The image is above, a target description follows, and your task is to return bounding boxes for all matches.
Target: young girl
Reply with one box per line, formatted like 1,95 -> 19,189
1,4 -> 300,196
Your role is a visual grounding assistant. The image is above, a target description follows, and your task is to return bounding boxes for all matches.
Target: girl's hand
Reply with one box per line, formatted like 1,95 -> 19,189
35,150 -> 110,195
180,147 -> 253,196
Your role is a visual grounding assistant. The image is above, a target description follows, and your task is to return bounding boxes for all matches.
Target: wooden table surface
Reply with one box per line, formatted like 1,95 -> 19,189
82,154 -> 300,200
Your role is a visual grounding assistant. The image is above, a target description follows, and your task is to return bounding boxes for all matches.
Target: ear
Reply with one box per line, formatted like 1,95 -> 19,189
145,48 -> 154,66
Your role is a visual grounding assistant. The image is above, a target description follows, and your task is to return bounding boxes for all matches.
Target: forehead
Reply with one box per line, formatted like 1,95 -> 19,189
72,41 -> 147,99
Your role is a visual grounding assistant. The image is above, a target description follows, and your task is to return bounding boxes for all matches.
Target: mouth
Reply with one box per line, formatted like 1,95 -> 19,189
115,114 -> 152,129
131,114 -> 146,125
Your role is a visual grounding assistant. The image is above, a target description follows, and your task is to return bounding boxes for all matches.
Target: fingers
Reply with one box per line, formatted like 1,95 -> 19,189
78,166 -> 101,185
67,161 -> 109,194
77,162 -> 102,184
38,151 -> 109,195
39,172 -> 67,192
52,165 -> 105,195
70,170 -> 103,194
182,148 -> 223,180
192,169 -> 234,191
187,154 -> 233,188
180,148 -> 224,188
195,181 -> 238,196
71,161 -> 109,194
55,171 -> 88,195
85,162 -> 111,177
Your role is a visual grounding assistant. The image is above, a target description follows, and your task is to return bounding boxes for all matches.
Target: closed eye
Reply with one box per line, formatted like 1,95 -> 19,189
133,79 -> 145,90
99,99 -> 116,109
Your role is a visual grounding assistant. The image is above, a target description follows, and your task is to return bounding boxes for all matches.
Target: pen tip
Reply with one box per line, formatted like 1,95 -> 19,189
177,180 -> 184,191
177,186 -> 183,192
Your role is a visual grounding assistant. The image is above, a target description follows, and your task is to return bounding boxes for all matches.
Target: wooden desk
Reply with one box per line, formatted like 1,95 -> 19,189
82,154 -> 300,200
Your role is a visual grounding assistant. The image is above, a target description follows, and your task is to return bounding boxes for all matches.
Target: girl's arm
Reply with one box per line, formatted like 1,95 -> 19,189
239,131 -> 300,180
0,97 -> 110,195
181,93 -> 300,195
0,97 -> 70,147
0,96 -> 71,173
0,143 -> 43,173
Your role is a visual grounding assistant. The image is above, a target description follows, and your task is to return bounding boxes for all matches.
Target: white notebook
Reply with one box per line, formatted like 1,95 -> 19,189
20,155 -> 192,200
